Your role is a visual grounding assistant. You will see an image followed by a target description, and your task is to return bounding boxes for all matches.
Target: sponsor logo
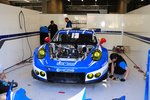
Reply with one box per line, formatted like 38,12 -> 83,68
56,68 -> 75,72
57,61 -> 77,66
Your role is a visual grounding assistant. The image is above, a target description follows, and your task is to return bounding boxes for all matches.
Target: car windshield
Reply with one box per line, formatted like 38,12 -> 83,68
52,33 -> 97,45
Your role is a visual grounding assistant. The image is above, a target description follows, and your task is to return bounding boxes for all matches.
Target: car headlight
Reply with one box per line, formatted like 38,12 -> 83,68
40,71 -> 46,77
95,72 -> 101,78
92,49 -> 102,61
35,70 -> 39,75
87,73 -> 94,79
38,48 -> 46,59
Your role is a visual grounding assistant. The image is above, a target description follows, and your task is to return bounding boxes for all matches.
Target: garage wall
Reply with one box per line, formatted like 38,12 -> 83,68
87,14 -> 124,31
87,14 -> 124,50
40,14 -> 65,30
96,34 -> 123,50
0,4 -> 40,69
40,14 -> 87,30
123,5 -> 150,70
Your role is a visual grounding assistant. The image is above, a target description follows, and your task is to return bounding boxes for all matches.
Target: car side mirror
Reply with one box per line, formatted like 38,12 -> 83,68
99,38 -> 106,45
44,37 -> 50,43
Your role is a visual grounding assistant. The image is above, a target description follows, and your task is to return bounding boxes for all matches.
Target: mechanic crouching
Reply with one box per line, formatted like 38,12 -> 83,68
108,53 -> 129,82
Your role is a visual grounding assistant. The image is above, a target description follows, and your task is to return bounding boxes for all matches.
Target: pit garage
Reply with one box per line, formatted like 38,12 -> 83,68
0,0 -> 150,100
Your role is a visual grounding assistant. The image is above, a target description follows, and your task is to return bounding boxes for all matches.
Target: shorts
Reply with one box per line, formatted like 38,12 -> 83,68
108,63 -> 126,75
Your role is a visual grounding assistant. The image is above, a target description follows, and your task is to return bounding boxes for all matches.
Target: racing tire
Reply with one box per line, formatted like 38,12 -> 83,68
97,72 -> 108,82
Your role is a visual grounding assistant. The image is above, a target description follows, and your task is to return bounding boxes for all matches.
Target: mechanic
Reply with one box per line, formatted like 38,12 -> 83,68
65,17 -> 72,28
0,66 -> 9,94
48,20 -> 58,39
0,66 -> 18,94
108,53 -> 129,82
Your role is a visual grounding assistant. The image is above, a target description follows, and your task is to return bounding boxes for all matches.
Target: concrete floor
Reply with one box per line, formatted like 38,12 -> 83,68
6,54 -> 145,100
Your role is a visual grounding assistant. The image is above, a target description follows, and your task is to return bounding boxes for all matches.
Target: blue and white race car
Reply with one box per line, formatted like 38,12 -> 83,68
32,29 -> 108,83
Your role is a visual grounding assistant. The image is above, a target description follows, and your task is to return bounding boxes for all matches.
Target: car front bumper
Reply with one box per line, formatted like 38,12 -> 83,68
32,61 -> 108,83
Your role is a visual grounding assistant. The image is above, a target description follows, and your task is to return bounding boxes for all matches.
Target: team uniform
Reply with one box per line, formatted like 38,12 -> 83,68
109,54 -> 127,75
66,20 -> 72,28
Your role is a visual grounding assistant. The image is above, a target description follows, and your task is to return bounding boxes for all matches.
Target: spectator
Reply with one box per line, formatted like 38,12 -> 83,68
65,17 -> 72,28
48,20 -> 58,39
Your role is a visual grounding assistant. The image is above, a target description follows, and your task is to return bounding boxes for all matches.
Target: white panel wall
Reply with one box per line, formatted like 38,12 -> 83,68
123,5 -> 150,70
123,36 -> 150,71
0,4 -> 40,69
87,14 -> 123,49
68,15 -> 87,29
87,14 -> 124,31
124,14 -> 150,36
96,34 -> 123,50
40,14 -> 66,30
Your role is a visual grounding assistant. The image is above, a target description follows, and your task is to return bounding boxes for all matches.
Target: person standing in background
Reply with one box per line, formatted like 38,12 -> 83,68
48,20 -> 58,39
65,17 -> 72,28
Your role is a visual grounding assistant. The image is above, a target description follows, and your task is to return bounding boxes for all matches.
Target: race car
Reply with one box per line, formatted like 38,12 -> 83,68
32,29 -> 108,83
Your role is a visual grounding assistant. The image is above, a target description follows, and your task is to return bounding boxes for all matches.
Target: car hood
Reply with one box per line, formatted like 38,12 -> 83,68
36,45 -> 106,69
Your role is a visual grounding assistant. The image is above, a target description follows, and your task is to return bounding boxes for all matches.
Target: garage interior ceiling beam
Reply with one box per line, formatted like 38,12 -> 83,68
4,0 -> 150,13
0,0 -> 10,4
8,0 -> 42,11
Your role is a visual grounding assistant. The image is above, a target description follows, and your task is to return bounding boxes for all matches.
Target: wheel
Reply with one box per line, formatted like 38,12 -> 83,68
101,72 -> 108,80
97,72 -> 108,82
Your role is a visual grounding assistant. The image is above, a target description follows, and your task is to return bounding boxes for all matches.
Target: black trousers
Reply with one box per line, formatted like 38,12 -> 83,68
108,63 -> 126,75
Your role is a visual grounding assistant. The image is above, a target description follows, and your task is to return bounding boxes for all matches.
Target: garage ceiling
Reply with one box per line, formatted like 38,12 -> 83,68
7,0 -> 150,13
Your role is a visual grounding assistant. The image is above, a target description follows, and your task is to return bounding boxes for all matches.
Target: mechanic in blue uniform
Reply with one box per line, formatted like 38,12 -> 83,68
65,17 -> 72,28
108,53 -> 129,82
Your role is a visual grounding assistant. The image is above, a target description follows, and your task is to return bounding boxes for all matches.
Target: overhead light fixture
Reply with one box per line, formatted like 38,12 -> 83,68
100,21 -> 106,27
141,0 -> 144,1
75,16 -> 79,20
81,0 -> 84,2
63,14 -> 68,17
68,0 -> 70,2
95,0 -> 97,2
24,0 -> 30,2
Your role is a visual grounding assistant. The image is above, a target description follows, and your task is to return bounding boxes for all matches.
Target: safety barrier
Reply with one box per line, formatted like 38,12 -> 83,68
145,50 -> 150,100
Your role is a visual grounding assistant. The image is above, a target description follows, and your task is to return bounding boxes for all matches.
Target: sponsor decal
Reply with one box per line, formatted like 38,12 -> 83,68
57,61 -> 77,66
56,68 -> 75,72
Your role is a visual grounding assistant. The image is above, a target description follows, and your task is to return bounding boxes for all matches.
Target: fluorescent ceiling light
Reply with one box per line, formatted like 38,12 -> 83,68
95,0 -> 97,2
63,14 -> 68,17
68,0 -> 70,2
24,0 -> 30,2
81,0 -> 83,2
100,21 -> 106,27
